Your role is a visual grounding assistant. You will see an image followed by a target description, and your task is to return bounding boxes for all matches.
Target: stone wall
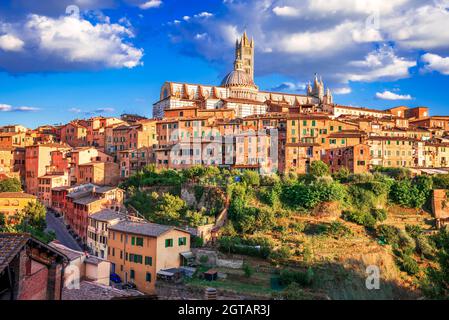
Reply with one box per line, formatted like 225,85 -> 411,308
193,249 -> 243,269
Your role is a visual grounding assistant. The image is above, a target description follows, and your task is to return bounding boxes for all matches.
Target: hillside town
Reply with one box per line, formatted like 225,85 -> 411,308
2,33 -> 449,301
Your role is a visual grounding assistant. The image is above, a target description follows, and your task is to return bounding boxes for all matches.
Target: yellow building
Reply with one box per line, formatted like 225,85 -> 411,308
108,221 -> 191,294
0,192 -> 37,222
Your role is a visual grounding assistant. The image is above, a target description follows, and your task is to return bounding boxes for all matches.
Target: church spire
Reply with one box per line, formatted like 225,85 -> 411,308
234,32 -> 254,81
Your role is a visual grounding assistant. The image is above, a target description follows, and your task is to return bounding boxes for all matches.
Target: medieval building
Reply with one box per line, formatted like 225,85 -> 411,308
152,32 -> 333,119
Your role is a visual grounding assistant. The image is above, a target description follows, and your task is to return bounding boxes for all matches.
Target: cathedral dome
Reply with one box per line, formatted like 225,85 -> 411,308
221,70 -> 255,88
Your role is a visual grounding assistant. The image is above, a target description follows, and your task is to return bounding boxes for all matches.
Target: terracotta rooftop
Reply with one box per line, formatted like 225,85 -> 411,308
0,192 -> 36,199
90,209 -> 124,222
0,233 -> 29,274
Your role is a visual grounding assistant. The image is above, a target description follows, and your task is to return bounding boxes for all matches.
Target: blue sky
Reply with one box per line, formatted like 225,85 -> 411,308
1,0 -> 449,127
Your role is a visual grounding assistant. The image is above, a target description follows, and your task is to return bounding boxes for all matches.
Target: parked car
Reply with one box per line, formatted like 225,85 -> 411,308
110,273 -> 121,284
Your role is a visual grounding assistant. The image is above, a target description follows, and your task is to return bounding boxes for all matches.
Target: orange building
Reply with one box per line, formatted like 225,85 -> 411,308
64,185 -> 124,244
78,161 -> 120,186
111,120 -> 157,155
25,144 -> 70,196
60,121 -> 88,148
70,147 -> 113,186
108,220 -> 191,294
322,144 -> 371,174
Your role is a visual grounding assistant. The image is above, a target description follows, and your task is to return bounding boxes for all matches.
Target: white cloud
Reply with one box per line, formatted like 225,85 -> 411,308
0,104 -> 39,112
0,34 -> 25,52
194,12 -> 214,19
375,90 -> 413,100
273,6 -> 300,17
0,104 -> 12,112
139,0 -> 162,9
343,46 -> 416,82
166,0 -> 449,88
421,53 -> 449,75
333,87 -> 352,95
308,0 -> 409,15
25,15 -> 143,69
0,14 -> 144,72
383,5 -> 449,50
69,108 -> 82,113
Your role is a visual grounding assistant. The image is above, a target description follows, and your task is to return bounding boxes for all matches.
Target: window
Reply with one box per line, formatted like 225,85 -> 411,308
145,256 -> 153,266
146,272 -> 152,282
178,237 -> 187,246
131,236 -> 135,245
165,239 -> 173,247
303,120 -> 307,126
130,269 -> 135,279
136,237 -> 144,247
312,120 -> 316,127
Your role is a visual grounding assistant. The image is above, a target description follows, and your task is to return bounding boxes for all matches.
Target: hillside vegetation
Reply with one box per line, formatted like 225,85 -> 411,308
121,162 -> 449,300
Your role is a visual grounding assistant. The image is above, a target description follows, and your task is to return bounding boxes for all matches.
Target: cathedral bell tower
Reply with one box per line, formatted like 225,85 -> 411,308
235,31 -> 254,82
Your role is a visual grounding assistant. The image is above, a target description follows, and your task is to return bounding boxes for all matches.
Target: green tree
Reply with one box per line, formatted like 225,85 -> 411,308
22,201 -> 47,229
309,160 -> 330,178
0,178 -> 22,192
242,170 -> 260,187
155,193 -> 186,225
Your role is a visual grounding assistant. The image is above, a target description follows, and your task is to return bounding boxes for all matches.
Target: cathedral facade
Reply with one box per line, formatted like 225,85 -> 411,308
152,32 -> 333,119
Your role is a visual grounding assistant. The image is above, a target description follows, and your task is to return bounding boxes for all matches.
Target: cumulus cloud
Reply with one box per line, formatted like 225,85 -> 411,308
375,90 -> 413,100
421,53 -> 449,75
0,34 -> 25,52
0,104 -> 40,112
342,46 -> 416,82
0,13 -> 143,73
272,6 -> 300,17
139,0 -> 162,9
166,0 -> 447,88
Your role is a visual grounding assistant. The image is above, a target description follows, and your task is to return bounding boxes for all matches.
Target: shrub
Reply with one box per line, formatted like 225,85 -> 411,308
397,230 -> 416,252
326,221 -> 352,238
396,251 -> 420,275
304,223 -> 329,236
405,224 -> 423,239
432,174 -> 449,189
416,235 -> 435,259
332,167 -> 351,182
243,263 -> 254,278
269,246 -> 292,262
192,236 -> 204,248
242,170 -> 260,187
371,208 -> 388,222
347,184 -> 380,212
281,179 -> 346,210
309,160 -> 330,178
279,268 -> 314,287
290,221 -> 306,233
342,210 -> 376,228
377,225 -> 401,246
217,236 -> 273,259
199,255 -> 209,265
389,177 -> 432,209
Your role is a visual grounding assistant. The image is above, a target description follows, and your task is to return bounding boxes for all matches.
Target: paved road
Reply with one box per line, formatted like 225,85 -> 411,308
46,210 -> 82,251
